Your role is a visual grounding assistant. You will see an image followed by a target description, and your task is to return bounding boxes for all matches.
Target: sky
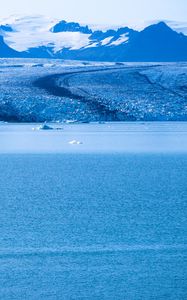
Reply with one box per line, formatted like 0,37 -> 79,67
0,0 -> 186,25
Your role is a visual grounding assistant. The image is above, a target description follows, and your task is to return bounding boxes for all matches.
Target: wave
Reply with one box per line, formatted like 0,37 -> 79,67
0,244 -> 186,259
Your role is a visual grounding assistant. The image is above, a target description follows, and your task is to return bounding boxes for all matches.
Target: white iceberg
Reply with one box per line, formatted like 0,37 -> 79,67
69,140 -> 83,145
32,122 -> 54,131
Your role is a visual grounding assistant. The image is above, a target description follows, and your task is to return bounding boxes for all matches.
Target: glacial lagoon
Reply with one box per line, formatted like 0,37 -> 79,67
0,122 -> 187,299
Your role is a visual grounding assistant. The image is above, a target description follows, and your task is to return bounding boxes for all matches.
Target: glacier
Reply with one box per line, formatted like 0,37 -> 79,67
0,59 -> 186,122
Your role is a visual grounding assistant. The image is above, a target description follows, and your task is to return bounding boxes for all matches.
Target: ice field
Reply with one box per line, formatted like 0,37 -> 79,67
0,59 -> 186,122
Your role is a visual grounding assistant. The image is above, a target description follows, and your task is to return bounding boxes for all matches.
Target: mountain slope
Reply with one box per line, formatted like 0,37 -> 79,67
122,22 -> 187,61
0,35 -> 20,57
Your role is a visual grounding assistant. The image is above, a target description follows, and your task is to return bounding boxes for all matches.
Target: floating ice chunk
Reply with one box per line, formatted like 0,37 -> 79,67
32,122 -> 54,131
69,140 -> 83,145
55,127 -> 64,130
39,123 -> 53,130
65,120 -> 78,124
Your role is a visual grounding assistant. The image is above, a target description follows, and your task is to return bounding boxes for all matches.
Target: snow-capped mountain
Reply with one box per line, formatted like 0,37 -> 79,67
0,15 -> 91,53
0,15 -> 187,61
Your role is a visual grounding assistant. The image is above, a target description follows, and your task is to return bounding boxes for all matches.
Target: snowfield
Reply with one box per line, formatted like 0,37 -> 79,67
0,59 -> 186,122
0,15 -> 130,52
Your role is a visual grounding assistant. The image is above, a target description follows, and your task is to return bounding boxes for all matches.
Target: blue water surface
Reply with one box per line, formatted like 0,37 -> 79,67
0,151 -> 187,299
